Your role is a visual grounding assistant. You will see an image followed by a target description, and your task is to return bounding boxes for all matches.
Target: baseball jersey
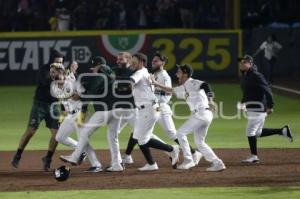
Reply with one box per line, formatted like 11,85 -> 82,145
241,67 -> 274,112
113,66 -> 135,109
80,65 -> 116,111
173,78 -> 209,112
130,67 -> 157,107
51,79 -> 82,113
153,69 -> 172,103
259,41 -> 282,60
34,64 -> 57,103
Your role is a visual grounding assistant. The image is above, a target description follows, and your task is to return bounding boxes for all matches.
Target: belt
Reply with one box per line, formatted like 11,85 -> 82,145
192,108 -> 210,114
137,101 -> 158,110
68,109 -> 79,115
154,90 -> 169,96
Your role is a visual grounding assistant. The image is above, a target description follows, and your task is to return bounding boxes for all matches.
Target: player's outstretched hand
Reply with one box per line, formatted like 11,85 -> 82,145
149,75 -> 157,86
208,101 -> 217,112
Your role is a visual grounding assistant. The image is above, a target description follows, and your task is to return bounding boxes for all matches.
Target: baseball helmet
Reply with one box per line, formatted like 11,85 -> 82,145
54,165 -> 70,181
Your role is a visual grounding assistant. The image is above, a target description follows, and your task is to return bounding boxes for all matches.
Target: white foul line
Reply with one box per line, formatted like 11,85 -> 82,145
272,85 -> 300,95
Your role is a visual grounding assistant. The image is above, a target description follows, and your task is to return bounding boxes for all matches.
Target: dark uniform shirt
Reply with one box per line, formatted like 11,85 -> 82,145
34,64 -> 57,103
241,67 -> 274,112
113,66 -> 135,109
81,65 -> 115,112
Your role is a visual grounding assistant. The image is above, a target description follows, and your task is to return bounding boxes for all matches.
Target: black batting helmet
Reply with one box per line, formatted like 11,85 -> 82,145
54,165 -> 70,181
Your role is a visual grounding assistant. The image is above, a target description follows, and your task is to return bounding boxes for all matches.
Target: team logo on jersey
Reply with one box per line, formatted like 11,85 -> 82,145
100,34 -> 146,56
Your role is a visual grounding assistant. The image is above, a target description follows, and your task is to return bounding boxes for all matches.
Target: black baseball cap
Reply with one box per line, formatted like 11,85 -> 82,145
153,51 -> 168,63
237,54 -> 253,64
91,56 -> 106,67
177,64 -> 193,77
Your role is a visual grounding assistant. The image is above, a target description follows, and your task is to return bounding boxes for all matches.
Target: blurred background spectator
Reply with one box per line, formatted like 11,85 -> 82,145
0,0 -> 299,31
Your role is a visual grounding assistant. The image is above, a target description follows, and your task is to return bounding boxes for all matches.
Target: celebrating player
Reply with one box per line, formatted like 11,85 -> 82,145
151,64 -> 226,171
50,62 -> 102,172
11,50 -> 63,171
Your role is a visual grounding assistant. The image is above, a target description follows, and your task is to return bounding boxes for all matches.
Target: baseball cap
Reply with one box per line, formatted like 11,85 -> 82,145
54,165 -> 70,181
91,56 -> 106,67
177,64 -> 193,77
237,54 -> 253,64
50,62 -> 65,70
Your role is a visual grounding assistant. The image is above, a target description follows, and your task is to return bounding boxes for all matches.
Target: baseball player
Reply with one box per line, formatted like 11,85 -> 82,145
129,53 -> 179,171
59,56 -> 118,166
238,55 -> 293,163
151,64 -> 226,171
105,52 -> 136,171
11,50 -> 63,171
50,62 -> 102,172
122,52 -> 202,166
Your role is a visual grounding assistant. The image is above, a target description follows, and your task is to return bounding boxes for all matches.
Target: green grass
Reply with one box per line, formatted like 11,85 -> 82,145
1,187 -> 300,199
0,84 -> 299,151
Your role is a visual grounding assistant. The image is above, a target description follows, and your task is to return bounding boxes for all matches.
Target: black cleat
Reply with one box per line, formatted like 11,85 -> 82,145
283,125 -> 293,142
77,152 -> 87,165
42,156 -> 52,172
11,154 -> 21,168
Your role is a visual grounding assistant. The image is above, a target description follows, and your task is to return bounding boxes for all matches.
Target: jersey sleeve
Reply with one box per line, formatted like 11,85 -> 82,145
130,70 -> 143,84
200,82 -> 214,98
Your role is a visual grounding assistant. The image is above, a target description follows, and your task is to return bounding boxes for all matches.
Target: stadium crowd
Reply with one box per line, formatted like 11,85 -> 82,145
0,0 -> 299,32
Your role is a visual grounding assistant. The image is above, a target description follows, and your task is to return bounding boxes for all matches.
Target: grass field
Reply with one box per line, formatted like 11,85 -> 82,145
0,84 -> 299,198
1,187 -> 300,199
0,84 -> 299,150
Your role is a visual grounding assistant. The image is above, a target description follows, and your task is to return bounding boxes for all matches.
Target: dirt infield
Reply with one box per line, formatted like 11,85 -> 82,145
0,149 -> 299,192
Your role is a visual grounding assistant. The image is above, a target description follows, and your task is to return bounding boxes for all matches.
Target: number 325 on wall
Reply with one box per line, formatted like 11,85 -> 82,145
152,38 -> 231,71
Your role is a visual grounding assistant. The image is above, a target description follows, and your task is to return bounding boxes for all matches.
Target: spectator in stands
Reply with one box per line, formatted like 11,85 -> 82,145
253,34 -> 282,84
56,8 -> 71,31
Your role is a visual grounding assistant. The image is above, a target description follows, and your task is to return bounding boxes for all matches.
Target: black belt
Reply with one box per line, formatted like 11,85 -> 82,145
154,90 -> 168,96
193,108 -> 210,113
138,101 -> 157,110
69,110 -> 79,115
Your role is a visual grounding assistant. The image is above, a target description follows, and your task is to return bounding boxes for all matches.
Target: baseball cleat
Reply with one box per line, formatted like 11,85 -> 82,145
170,145 -> 180,166
122,154 -> 134,164
192,150 -> 203,165
241,155 -> 259,164
77,152 -> 87,165
84,166 -> 103,173
138,163 -> 159,171
42,156 -> 52,172
206,159 -> 226,172
177,160 -> 195,170
105,163 -> 124,172
282,125 -> 293,142
11,154 -> 21,168
59,155 -> 78,166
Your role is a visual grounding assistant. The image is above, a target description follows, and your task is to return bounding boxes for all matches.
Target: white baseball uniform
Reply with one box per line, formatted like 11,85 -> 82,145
154,69 -> 177,141
51,78 -> 101,167
131,67 -> 160,145
174,78 -> 222,163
